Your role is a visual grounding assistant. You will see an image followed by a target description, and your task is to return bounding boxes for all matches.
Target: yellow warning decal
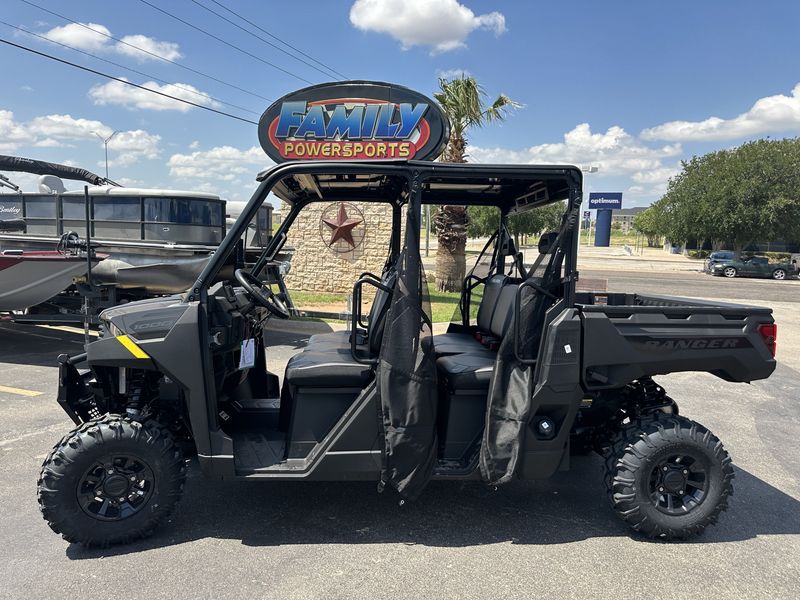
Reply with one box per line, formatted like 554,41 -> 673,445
116,334 -> 150,359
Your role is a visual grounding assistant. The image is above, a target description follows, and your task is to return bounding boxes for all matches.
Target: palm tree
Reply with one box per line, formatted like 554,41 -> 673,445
432,76 -> 520,292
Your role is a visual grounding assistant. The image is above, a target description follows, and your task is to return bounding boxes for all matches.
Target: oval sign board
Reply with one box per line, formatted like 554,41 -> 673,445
258,81 -> 450,163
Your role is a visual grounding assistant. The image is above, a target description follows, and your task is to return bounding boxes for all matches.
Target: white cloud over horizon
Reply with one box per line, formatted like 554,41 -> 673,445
168,145 -> 271,183
0,109 -> 161,169
469,123 -> 682,176
642,83 -> 800,142
350,0 -> 505,53
166,145 -> 274,200
88,79 -> 220,112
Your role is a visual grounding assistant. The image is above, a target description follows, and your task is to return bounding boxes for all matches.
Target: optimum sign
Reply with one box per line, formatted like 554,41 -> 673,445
588,192 -> 623,210
258,81 -> 450,163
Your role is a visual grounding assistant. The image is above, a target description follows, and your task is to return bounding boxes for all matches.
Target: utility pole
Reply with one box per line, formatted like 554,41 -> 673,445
93,130 -> 118,179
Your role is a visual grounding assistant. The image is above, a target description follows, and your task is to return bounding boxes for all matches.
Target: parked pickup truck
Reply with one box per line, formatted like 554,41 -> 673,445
710,254 -> 797,280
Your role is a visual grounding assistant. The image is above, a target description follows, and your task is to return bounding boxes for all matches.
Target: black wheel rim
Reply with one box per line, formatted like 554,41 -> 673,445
77,454 -> 155,521
648,454 -> 708,515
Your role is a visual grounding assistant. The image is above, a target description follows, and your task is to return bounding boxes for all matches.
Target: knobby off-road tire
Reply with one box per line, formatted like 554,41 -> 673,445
604,414 -> 734,540
38,415 -> 186,547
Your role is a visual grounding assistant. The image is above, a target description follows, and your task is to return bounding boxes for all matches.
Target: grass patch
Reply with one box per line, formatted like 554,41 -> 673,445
288,287 -> 477,324
290,291 -> 347,306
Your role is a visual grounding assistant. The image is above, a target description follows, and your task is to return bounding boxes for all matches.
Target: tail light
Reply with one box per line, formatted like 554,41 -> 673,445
758,323 -> 777,357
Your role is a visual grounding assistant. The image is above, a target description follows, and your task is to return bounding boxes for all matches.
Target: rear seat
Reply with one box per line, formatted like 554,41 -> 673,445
432,274 -> 508,356
436,280 -> 519,392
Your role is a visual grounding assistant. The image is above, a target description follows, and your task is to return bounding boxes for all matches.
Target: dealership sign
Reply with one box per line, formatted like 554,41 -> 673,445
258,81 -> 450,163
588,192 -> 623,210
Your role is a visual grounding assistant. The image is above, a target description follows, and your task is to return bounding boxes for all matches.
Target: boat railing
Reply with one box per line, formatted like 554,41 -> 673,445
0,193 -> 226,245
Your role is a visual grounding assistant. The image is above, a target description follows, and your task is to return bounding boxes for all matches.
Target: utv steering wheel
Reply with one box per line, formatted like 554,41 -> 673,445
234,269 -> 291,319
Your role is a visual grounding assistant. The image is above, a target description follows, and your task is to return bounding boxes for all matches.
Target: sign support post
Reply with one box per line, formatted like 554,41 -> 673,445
588,192 -> 623,247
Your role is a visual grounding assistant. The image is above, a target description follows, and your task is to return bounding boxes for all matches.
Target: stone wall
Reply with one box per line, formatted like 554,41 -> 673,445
285,201 -> 394,294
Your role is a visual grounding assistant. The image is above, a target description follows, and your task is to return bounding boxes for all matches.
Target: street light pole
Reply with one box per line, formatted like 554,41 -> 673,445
93,130 -> 118,180
581,165 -> 600,247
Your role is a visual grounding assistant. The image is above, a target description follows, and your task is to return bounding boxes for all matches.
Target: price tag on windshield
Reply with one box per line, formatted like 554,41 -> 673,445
239,338 -> 256,370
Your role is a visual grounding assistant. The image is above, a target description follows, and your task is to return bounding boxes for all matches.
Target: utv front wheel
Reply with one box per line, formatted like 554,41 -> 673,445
38,415 -> 186,546
605,414 -> 733,540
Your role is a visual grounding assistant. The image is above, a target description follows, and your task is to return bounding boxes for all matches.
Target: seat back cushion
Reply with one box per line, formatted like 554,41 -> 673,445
476,274 -> 507,331
489,283 -> 518,339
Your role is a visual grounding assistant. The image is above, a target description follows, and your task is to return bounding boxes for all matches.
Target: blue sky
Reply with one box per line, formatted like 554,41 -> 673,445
2,0 -> 800,208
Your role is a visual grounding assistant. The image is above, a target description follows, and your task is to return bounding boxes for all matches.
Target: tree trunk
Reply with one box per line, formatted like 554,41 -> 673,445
434,205 -> 469,292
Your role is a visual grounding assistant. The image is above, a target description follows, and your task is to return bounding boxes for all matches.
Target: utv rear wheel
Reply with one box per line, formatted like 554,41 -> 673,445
37,415 -> 186,547
604,414 -> 733,540
723,267 -> 737,278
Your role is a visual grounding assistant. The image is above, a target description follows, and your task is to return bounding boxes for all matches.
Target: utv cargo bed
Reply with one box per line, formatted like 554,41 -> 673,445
576,292 -> 776,388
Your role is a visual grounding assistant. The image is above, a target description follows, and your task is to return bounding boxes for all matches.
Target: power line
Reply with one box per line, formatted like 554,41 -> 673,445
0,20 -> 261,116
207,0 -> 347,80
189,0 -> 342,81
18,0 -> 272,102
136,0 -> 314,85
0,38 -> 258,125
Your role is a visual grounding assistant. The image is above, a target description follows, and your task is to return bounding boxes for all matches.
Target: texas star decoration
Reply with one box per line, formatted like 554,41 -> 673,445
321,203 -> 363,248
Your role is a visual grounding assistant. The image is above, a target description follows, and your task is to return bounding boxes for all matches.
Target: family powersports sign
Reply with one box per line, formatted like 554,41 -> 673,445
257,81 -> 450,163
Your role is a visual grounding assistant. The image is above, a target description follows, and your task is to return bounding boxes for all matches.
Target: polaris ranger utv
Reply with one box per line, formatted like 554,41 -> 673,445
38,161 -> 778,546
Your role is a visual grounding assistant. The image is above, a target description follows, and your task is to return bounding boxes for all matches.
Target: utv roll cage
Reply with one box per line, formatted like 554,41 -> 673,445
190,160 -> 582,303
178,160 -> 581,478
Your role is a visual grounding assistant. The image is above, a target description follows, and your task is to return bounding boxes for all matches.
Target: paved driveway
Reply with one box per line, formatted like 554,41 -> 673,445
1,290 -> 798,599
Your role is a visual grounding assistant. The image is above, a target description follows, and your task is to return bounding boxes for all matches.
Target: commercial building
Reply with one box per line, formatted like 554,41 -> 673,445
611,207 -> 645,232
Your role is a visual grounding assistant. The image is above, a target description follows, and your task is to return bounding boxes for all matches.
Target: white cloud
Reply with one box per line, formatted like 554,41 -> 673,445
168,146 -> 270,182
115,34 -> 182,61
350,0 -> 505,53
436,68 -> 471,79
0,110 -> 30,152
0,110 -> 160,168
641,83 -> 800,142
32,138 -> 68,148
42,22 -> 111,51
26,114 -> 112,140
40,22 -> 181,63
88,79 -> 220,112
469,123 -> 682,177
116,177 -> 143,187
107,130 -> 162,166
630,166 -> 680,185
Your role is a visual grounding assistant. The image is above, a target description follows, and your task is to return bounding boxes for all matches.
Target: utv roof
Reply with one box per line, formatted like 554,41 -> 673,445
258,160 -> 581,212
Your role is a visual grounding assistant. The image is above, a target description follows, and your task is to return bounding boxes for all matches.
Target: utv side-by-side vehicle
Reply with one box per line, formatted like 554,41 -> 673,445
37,161 -> 778,546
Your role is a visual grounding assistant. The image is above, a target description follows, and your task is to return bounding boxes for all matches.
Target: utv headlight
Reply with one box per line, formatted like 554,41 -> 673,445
99,314 -> 122,337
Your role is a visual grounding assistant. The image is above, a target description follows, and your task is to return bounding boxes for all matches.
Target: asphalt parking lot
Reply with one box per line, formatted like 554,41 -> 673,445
1,269 -> 798,600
